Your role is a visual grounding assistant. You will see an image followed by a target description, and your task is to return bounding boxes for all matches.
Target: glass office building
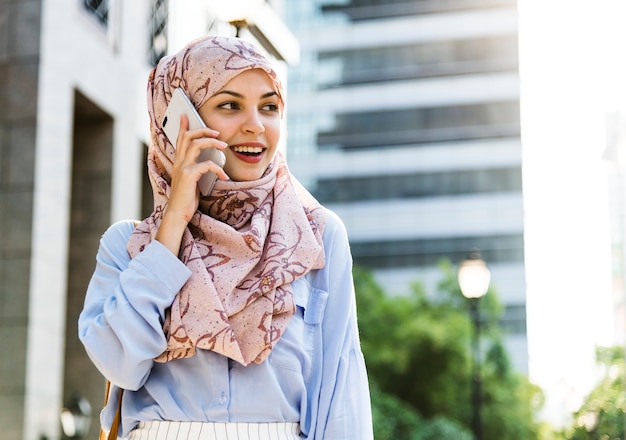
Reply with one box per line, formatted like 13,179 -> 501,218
284,0 -> 528,371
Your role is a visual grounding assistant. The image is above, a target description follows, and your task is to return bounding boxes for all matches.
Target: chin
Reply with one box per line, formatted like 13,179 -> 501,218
229,169 -> 266,182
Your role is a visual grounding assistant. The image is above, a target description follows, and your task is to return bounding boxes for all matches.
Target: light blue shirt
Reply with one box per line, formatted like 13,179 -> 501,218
78,210 -> 373,439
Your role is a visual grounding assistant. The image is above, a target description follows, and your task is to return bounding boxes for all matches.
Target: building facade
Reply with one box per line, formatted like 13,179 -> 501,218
605,112 -> 626,346
0,1 -> 290,439
283,0 -> 528,372
1,1 -> 160,438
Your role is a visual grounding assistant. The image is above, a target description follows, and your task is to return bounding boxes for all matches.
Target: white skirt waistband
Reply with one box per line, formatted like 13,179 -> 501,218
126,421 -> 301,440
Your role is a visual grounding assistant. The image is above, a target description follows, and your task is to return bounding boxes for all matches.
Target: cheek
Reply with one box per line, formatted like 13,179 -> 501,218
265,119 -> 282,145
200,116 -> 227,134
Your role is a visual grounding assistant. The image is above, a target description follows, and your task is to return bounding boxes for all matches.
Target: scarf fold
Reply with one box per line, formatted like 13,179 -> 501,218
129,35 -> 326,366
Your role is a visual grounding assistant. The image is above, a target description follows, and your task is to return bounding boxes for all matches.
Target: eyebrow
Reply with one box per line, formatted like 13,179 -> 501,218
214,90 -> 278,99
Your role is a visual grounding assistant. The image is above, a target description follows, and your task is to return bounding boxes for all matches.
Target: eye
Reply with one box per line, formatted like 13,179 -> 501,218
261,103 -> 279,112
218,102 -> 240,110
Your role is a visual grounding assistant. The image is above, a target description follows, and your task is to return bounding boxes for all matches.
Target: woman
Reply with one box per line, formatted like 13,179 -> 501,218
78,35 -> 373,439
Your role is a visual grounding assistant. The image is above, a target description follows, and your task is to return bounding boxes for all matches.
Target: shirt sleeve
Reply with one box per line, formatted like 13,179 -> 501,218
78,220 -> 192,390
310,210 -> 374,440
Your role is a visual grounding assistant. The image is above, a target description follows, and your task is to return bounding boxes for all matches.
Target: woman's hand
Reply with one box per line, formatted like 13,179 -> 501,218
156,114 -> 229,255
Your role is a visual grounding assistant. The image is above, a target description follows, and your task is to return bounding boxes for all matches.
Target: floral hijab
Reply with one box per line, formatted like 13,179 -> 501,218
127,36 -> 326,366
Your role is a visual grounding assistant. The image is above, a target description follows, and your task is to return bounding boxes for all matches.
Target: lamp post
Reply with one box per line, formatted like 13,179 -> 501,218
458,249 -> 491,440
209,0 -> 300,65
210,0 -> 264,36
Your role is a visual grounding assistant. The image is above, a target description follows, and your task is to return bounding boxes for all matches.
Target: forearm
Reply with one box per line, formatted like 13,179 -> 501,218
78,222 -> 191,389
155,208 -> 191,256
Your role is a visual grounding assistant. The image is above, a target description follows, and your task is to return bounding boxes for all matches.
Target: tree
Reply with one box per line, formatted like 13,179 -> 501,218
562,346 -> 626,439
354,260 -> 546,439
369,379 -> 473,440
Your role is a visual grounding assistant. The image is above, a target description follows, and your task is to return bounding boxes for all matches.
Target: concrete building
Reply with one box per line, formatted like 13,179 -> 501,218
605,112 -> 626,348
2,2 -> 155,438
0,1 -> 291,438
283,0 -> 528,372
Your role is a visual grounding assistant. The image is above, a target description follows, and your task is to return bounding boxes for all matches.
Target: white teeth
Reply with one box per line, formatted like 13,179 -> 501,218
232,146 -> 263,154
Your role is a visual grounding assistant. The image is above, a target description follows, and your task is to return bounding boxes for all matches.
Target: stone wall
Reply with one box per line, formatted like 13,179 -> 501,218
0,1 -> 42,439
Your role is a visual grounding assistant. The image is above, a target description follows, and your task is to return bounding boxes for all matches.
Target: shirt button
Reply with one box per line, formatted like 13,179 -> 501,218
219,392 -> 227,405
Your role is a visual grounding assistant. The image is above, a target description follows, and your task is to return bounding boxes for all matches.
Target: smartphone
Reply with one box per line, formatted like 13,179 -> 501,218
161,88 -> 226,196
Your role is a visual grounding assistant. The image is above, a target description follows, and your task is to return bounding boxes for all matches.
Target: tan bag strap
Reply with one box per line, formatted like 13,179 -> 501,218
99,380 -> 124,440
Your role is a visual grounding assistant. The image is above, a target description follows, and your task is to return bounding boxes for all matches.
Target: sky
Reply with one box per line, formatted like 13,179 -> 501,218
518,0 -> 626,426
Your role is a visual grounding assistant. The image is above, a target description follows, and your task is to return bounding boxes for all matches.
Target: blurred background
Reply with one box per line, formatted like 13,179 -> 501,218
1,0 -> 625,438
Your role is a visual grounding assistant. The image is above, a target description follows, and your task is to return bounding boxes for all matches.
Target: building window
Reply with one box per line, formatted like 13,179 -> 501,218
350,234 -> 524,269
321,0 -> 517,21
83,0 -> 109,27
149,0 -> 168,66
500,304 -> 527,335
319,36 -> 519,87
318,100 -> 521,151
314,167 -> 522,203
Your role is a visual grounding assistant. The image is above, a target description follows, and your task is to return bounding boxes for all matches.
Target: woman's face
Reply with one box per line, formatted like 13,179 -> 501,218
198,69 -> 282,182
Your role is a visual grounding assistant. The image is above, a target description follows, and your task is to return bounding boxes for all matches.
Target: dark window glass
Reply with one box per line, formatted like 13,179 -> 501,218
319,36 -> 519,86
84,0 -> 108,26
321,0 -> 517,21
314,167 -> 522,203
318,101 -> 520,151
149,0 -> 169,66
351,234 -> 524,268
500,304 -> 527,334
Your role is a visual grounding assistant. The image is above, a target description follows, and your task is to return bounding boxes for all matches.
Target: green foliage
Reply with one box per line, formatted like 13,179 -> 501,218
354,264 -> 470,420
418,416 -> 473,440
480,367 -> 545,439
354,260 -> 546,439
369,380 -> 473,440
561,346 -> 626,439
369,381 -> 423,439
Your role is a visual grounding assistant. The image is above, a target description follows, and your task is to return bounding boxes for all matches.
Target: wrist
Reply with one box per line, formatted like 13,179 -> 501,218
161,206 -> 193,230
155,208 -> 191,256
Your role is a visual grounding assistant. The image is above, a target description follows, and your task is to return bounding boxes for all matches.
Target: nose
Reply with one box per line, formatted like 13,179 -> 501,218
241,109 -> 265,135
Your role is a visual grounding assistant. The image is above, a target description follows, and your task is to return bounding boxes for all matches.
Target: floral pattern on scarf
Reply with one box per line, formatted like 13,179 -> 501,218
127,36 -> 325,366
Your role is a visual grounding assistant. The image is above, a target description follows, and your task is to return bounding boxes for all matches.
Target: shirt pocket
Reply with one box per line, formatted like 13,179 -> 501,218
268,280 -> 328,371
297,283 -> 328,383
303,286 -> 328,325
293,277 -> 328,325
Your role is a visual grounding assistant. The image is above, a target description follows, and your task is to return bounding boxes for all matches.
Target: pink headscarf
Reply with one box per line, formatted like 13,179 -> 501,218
127,36 -> 326,366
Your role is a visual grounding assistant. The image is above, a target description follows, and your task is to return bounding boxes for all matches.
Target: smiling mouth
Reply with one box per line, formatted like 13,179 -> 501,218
231,145 -> 264,156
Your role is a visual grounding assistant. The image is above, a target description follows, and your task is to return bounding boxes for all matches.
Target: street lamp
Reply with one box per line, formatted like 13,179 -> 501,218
209,0 -> 300,65
211,0 -> 264,34
458,249 -> 491,440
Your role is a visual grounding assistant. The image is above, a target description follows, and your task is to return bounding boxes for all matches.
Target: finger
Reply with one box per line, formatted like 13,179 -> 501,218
187,159 -> 229,182
179,128 -> 224,163
195,137 -> 228,152
175,114 -> 190,154
183,139 -> 228,168
194,127 -> 221,139
181,125 -> 221,145
202,162 -> 230,181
